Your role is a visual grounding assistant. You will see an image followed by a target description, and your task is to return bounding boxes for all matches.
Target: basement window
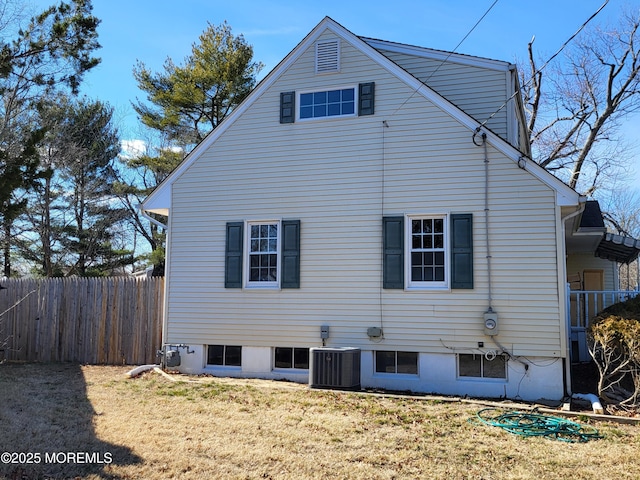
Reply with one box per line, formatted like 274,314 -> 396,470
375,351 -> 418,374
207,345 -> 242,367
458,353 -> 506,379
274,347 -> 309,369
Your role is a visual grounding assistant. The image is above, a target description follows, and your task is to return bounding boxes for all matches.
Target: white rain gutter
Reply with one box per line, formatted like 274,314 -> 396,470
138,204 -> 170,358
139,206 -> 168,229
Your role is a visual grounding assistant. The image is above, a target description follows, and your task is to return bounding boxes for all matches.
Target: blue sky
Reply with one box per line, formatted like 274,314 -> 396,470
30,0 -> 639,185
66,1 -> 629,133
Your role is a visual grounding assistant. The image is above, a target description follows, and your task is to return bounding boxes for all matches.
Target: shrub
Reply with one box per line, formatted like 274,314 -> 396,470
588,295 -> 640,410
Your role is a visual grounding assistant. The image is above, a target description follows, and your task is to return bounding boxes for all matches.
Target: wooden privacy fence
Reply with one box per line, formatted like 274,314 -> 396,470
0,277 -> 164,365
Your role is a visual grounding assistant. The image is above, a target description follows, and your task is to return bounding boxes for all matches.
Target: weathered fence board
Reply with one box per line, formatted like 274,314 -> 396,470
0,277 -> 164,365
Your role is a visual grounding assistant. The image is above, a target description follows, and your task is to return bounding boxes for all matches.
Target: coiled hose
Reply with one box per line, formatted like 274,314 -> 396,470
472,408 -> 602,443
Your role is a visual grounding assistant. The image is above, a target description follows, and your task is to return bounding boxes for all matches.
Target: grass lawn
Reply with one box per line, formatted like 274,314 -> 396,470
1,363 -> 639,479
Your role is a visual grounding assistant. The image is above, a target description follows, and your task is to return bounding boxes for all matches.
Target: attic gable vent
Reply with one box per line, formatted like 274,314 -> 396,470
316,40 -> 340,73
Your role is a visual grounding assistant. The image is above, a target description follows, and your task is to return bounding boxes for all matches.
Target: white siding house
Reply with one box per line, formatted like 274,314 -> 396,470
143,17 -> 588,402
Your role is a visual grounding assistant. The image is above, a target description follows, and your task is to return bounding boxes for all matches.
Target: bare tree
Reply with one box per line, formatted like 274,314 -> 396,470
521,7 -> 640,195
600,189 -> 640,291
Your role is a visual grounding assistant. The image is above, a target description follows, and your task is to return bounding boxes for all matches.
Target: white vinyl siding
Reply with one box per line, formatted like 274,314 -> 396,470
164,31 -> 564,359
376,49 -> 510,140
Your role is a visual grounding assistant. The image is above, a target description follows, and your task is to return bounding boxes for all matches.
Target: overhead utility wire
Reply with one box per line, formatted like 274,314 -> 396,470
423,0 -> 500,85
476,0 -> 610,132
388,0 -> 500,117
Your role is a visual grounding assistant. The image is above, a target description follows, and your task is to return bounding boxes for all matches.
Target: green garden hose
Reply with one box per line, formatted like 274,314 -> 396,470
473,408 -> 602,443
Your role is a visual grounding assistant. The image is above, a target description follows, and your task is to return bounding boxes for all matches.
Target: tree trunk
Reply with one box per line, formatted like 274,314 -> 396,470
3,222 -> 10,277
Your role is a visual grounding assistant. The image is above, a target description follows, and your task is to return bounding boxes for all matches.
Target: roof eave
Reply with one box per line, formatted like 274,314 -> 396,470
141,16 -> 581,214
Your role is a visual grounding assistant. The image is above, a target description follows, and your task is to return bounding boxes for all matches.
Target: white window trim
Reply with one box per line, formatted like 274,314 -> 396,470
244,219 -> 281,289
296,85 -> 358,122
405,213 -> 449,290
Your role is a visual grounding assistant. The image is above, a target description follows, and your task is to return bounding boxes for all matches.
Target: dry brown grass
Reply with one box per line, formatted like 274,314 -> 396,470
1,363 -> 639,479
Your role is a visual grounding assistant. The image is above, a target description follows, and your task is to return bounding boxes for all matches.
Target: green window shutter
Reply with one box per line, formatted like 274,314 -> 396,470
280,91 -> 295,124
281,219 -> 300,288
358,82 -> 375,116
383,216 -> 404,289
450,214 -> 473,289
225,222 -> 244,288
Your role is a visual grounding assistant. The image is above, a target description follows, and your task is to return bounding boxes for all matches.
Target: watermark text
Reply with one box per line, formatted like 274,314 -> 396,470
1,451 -> 112,465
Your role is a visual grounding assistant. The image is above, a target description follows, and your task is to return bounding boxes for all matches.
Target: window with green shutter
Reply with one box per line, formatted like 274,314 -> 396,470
358,82 -> 375,116
383,214 -> 473,290
286,83 -> 374,122
281,220 -> 300,288
225,219 -> 300,289
383,216 -> 404,289
280,92 -> 295,124
450,213 -> 473,289
225,222 -> 244,288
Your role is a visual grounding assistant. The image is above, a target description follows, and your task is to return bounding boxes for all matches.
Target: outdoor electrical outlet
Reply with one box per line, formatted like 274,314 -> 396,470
367,326 -> 383,338
320,325 -> 330,339
478,341 -> 484,348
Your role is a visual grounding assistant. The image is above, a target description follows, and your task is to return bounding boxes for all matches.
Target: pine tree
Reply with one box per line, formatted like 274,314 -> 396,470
122,21 -> 263,274
20,95 -> 130,276
0,0 -> 100,276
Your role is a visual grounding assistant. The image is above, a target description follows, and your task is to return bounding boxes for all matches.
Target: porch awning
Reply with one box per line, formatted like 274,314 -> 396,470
595,233 -> 640,264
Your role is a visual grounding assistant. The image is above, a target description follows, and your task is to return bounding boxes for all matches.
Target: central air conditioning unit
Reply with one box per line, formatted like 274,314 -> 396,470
310,347 -> 361,390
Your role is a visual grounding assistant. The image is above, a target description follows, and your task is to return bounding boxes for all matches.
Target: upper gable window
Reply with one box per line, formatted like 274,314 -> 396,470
316,39 -> 340,73
299,88 -> 355,120
280,83 -> 374,124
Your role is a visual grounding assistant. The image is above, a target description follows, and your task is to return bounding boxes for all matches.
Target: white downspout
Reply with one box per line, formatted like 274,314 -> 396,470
138,205 -> 170,363
560,199 -> 587,396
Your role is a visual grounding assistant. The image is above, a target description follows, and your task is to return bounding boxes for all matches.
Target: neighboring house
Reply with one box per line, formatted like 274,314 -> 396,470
142,17 -> 638,401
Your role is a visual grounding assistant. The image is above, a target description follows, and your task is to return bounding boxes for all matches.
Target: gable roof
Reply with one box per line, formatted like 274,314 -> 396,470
362,36 -> 514,72
142,16 -> 580,215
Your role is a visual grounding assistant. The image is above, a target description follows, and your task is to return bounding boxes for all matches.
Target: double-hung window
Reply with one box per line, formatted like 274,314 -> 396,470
225,219 -> 300,289
383,213 -> 473,290
409,216 -> 447,288
248,222 -> 279,286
